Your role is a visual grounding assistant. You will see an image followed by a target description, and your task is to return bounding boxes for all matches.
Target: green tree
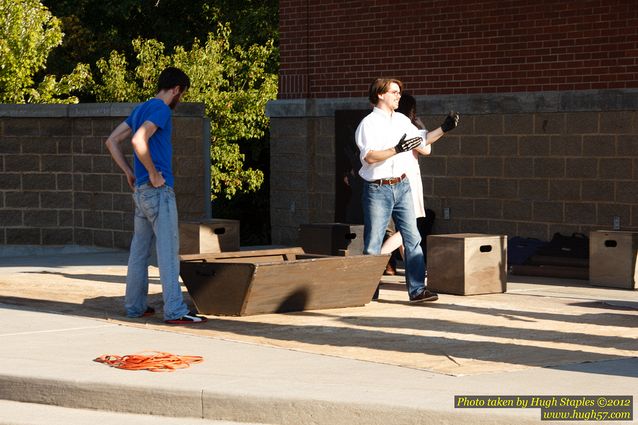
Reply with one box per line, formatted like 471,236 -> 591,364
92,26 -> 278,200
42,0 -> 278,81
0,0 -> 91,103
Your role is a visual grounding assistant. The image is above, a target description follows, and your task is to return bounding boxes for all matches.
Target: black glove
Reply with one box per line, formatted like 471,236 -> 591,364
394,133 -> 422,154
441,111 -> 460,132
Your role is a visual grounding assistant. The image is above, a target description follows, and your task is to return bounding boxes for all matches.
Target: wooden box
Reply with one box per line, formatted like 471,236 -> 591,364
427,233 -> 507,295
298,223 -> 364,256
589,231 -> 638,289
179,219 -> 240,255
179,247 -> 389,315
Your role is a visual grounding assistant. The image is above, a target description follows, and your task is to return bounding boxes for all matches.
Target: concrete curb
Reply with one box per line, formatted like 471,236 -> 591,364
0,375 -> 538,425
0,400 -> 269,425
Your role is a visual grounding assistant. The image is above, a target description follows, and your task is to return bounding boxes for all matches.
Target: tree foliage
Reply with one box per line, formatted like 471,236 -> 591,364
92,26 -> 278,200
42,0 -> 278,79
1,0 -> 279,207
0,0 -> 91,103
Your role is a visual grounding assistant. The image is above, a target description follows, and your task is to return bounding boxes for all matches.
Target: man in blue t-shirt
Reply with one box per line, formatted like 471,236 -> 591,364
105,67 -> 207,324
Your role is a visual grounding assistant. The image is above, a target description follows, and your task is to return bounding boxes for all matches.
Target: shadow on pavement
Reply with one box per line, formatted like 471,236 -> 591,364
1,293 -> 636,377
18,270 -> 161,286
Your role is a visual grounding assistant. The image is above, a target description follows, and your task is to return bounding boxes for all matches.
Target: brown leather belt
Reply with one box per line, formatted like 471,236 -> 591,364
371,173 -> 407,185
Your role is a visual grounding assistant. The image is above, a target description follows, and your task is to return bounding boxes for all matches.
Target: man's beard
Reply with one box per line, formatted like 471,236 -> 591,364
168,92 -> 183,110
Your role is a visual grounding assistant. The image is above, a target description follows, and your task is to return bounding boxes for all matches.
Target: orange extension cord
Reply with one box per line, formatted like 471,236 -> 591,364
94,351 -> 203,372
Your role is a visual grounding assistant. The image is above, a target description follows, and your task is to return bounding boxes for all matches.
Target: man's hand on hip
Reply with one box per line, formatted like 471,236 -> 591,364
149,171 -> 165,188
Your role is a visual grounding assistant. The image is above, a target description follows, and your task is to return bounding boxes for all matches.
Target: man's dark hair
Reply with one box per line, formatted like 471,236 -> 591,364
157,67 -> 190,92
368,78 -> 403,105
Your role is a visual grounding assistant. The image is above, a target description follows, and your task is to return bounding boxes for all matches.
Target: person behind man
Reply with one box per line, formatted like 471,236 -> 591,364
381,93 -> 450,265
355,78 -> 459,302
105,66 -> 207,324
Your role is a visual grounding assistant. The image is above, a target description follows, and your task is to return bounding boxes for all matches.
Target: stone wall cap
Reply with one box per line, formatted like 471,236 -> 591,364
267,98 -> 370,117
0,102 -> 205,118
267,89 -> 638,117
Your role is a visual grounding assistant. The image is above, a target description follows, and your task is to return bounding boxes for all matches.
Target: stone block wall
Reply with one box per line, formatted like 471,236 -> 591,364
270,116 -> 336,243
267,90 -> 638,245
420,110 -> 638,240
0,103 -> 210,249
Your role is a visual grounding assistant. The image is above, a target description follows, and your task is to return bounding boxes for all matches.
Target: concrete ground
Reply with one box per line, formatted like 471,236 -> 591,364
0,245 -> 637,424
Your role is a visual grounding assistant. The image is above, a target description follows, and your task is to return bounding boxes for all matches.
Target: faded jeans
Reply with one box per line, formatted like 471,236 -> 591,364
362,178 -> 426,298
125,184 -> 189,320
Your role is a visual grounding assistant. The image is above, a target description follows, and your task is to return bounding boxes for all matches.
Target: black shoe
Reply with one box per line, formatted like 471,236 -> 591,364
143,306 -> 155,317
409,289 -> 438,303
165,311 -> 208,324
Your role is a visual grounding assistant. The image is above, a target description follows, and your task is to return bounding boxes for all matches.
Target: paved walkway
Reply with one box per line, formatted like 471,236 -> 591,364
0,246 -> 637,424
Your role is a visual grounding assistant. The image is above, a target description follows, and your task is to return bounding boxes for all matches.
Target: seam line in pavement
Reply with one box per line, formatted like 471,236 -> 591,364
0,324 -> 116,337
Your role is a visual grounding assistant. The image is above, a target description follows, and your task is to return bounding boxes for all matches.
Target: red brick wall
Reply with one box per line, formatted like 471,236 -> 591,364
279,0 -> 638,99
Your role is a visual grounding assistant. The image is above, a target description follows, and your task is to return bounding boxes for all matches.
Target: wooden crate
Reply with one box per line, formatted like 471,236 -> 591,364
298,223 -> 364,256
179,219 -> 240,255
590,231 -> 638,289
427,233 -> 507,295
179,247 -> 389,315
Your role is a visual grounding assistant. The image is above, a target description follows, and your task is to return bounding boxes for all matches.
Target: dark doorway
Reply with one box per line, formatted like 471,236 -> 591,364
334,109 -> 369,224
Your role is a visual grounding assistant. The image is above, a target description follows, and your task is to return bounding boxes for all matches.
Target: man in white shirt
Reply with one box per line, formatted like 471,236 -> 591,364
355,78 -> 459,302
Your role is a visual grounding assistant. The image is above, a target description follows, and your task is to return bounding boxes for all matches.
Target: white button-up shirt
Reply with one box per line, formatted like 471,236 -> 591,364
355,107 -> 424,181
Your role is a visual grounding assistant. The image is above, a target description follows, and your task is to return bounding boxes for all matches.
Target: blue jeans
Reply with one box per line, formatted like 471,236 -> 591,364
362,178 -> 426,298
125,184 -> 189,320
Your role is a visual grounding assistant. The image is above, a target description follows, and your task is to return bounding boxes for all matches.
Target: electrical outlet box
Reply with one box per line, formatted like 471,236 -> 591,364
443,207 -> 451,220
613,216 -> 621,231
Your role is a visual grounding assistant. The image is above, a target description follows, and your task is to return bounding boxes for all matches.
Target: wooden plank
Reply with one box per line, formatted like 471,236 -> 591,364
180,247 -> 305,262
179,253 -> 389,316
179,262 -> 255,315
242,255 -> 388,315
211,255 -> 287,264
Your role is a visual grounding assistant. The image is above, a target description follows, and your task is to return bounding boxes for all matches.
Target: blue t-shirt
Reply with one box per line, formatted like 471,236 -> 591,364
125,98 -> 174,188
